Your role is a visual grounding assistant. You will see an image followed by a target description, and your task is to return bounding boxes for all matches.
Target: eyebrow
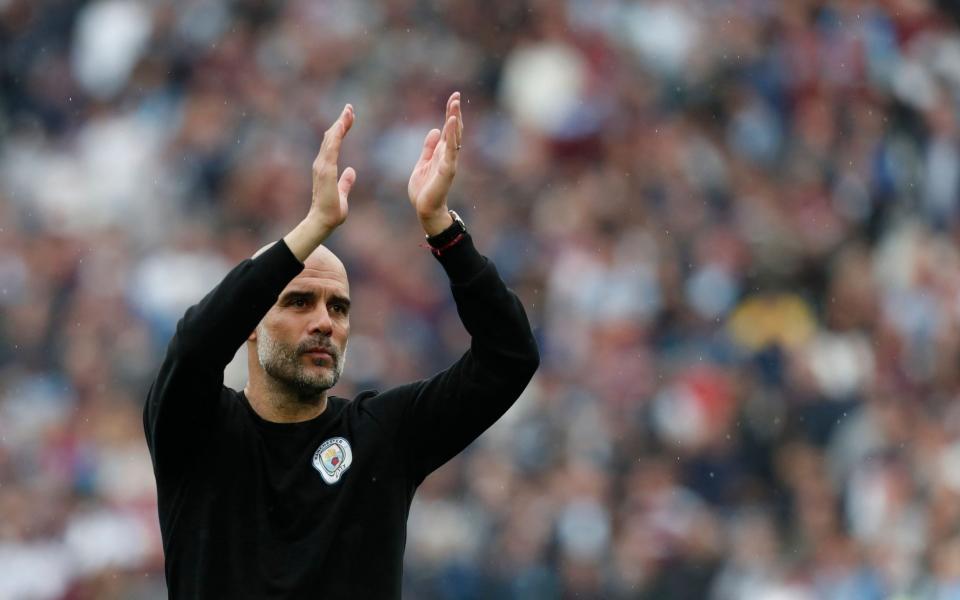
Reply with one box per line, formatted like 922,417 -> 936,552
280,290 -> 351,309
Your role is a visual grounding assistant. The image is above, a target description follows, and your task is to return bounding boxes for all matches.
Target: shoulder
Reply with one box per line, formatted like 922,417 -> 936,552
342,389 -> 380,416
324,394 -> 355,419
217,386 -> 253,427
342,384 -> 421,428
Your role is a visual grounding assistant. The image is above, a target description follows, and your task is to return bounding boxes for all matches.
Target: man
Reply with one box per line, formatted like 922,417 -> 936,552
143,92 -> 539,598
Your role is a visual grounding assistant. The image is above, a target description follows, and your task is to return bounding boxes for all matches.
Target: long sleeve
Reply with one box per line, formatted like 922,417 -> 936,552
143,240 -> 304,481
366,234 -> 540,484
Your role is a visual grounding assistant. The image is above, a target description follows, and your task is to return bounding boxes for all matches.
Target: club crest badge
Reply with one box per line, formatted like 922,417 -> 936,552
312,437 -> 353,485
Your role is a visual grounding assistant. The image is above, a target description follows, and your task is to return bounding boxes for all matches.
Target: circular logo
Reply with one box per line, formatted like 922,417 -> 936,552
312,437 -> 353,484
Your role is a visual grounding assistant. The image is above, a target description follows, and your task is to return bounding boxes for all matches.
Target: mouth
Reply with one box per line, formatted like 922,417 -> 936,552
303,349 -> 333,362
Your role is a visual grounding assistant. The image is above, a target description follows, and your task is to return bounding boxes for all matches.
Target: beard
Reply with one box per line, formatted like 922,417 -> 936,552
256,327 -> 346,402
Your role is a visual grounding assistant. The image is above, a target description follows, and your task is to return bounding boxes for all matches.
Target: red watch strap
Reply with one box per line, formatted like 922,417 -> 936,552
421,232 -> 466,257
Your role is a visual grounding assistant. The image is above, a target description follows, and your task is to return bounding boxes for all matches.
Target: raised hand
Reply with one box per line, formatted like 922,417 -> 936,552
284,104 -> 356,262
407,92 -> 464,236
310,104 -> 357,232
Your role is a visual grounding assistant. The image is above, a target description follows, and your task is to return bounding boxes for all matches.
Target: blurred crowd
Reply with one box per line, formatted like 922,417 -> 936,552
4,0 -> 960,597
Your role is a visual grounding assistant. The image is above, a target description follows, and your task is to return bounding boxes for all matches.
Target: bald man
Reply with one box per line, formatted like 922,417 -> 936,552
143,93 -> 539,599
245,243 -> 351,424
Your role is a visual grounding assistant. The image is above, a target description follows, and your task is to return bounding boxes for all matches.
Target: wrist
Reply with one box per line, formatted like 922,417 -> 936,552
425,210 -> 466,256
284,217 -> 335,263
305,209 -> 343,236
419,209 -> 454,237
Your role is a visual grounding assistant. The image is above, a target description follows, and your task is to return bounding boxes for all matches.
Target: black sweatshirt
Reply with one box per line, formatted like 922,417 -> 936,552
143,234 -> 539,599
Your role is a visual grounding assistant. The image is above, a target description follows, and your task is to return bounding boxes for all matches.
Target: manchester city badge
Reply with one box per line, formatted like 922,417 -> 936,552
312,437 -> 353,485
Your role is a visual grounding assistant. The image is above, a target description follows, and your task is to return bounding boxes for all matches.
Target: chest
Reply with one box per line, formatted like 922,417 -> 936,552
169,407 -> 412,593
194,411 -> 408,525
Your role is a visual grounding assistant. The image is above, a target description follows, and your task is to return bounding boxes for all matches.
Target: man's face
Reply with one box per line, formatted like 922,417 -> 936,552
252,249 -> 350,400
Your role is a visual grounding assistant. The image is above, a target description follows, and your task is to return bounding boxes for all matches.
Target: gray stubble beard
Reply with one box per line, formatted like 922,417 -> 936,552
256,325 -> 347,403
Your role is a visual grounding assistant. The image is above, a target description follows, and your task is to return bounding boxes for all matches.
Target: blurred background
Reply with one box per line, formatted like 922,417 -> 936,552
4,0 -> 960,598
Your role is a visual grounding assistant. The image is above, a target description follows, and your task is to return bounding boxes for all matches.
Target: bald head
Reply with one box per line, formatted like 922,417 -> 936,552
303,245 -> 347,279
254,242 -> 347,281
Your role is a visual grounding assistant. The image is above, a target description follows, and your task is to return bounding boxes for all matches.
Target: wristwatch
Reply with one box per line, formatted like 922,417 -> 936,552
426,210 -> 466,248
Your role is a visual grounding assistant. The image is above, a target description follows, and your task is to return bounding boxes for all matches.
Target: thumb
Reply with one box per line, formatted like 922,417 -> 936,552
417,129 -> 442,163
338,167 -> 357,199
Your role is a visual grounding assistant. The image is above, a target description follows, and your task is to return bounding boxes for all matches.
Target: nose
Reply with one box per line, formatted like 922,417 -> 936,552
307,306 -> 334,337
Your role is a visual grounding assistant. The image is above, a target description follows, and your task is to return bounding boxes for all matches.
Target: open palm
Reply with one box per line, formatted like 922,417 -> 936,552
408,92 -> 463,231
310,104 -> 356,231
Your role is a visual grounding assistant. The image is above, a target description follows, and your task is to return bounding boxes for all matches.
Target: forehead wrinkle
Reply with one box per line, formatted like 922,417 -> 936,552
300,266 -> 345,279
285,270 -> 350,297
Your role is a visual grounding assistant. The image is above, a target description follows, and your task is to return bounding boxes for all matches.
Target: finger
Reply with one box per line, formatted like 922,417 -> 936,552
316,110 -> 348,171
324,104 -> 353,142
445,91 -> 459,120
450,99 -> 463,148
443,92 -> 460,141
441,115 -> 459,160
418,128 -> 442,163
319,104 -> 354,166
338,166 -> 356,199
340,104 -> 355,140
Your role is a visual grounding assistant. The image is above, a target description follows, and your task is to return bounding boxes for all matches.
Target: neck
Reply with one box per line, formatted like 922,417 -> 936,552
244,376 -> 328,423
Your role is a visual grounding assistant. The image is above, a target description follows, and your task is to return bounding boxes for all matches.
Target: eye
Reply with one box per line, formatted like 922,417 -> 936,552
331,302 -> 348,315
290,297 -> 309,308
